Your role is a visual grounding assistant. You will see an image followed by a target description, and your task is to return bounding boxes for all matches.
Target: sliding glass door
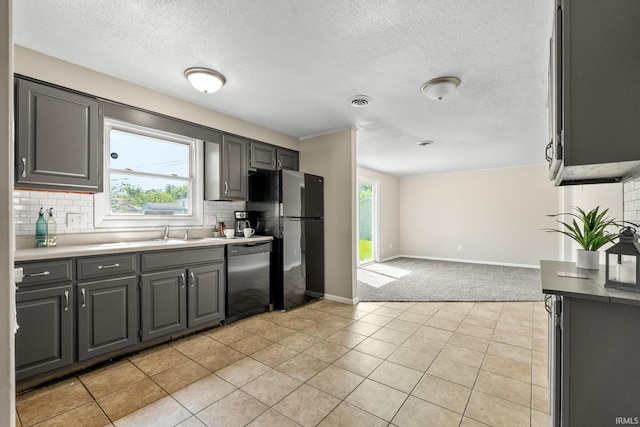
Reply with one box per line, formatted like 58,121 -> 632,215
358,178 -> 377,265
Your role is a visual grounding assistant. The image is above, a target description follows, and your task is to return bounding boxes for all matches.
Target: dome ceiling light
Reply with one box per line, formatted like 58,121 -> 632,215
184,67 -> 227,93
420,76 -> 461,100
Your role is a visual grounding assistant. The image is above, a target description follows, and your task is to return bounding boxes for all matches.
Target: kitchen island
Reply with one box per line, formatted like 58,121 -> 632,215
541,260 -> 640,427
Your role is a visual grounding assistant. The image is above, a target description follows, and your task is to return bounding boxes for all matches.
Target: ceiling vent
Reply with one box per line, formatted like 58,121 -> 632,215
417,140 -> 434,147
349,95 -> 372,107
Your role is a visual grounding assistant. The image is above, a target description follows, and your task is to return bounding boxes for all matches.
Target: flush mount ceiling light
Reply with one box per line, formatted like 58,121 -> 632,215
184,67 -> 227,94
349,95 -> 372,107
420,76 -> 461,100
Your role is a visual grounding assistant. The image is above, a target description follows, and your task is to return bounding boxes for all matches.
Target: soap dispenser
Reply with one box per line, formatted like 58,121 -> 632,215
35,207 -> 47,247
46,207 -> 57,247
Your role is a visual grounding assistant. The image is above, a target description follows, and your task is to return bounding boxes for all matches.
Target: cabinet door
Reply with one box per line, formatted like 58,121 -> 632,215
140,270 -> 187,341
76,277 -> 138,361
277,148 -> 299,171
187,264 -> 225,327
221,134 -> 248,200
15,78 -> 102,192
250,141 -> 276,170
15,285 -> 74,381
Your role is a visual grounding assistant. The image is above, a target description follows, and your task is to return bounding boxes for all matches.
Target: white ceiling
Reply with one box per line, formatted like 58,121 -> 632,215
13,0 -> 553,177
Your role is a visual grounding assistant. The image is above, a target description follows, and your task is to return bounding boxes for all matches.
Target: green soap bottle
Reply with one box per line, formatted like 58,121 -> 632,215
35,207 -> 47,247
47,207 -> 57,247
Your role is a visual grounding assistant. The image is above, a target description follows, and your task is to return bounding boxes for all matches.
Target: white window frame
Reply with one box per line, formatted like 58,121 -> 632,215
95,118 -> 204,228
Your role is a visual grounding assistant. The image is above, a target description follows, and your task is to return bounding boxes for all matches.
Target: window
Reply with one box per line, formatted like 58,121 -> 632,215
95,118 -> 203,228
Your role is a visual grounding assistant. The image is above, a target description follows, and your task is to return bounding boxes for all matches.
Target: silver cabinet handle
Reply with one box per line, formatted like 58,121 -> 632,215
272,158 -> 276,168
224,182 -> 229,194
81,288 -> 86,308
20,157 -> 27,178
26,271 -> 50,277
64,291 -> 69,312
277,159 -> 282,169
180,273 -> 185,289
97,263 -> 120,270
190,272 -> 195,288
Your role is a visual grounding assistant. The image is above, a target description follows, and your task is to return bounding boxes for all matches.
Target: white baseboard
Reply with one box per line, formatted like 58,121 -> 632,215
324,293 -> 359,305
390,254 -> 540,269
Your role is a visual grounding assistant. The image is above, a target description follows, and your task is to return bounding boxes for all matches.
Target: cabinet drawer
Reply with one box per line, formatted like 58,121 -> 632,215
77,254 -> 137,280
18,259 -> 73,287
141,247 -> 224,272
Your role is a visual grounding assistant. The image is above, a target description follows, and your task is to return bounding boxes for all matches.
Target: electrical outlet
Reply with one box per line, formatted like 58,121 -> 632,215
66,212 -> 85,229
390,243 -> 393,249
458,245 -> 462,251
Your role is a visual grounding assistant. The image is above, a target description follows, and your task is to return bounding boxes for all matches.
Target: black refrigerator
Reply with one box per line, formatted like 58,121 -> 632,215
247,170 -> 324,311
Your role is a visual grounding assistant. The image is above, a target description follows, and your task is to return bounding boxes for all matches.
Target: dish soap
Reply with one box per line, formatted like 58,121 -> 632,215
35,207 -> 47,247
46,207 -> 57,247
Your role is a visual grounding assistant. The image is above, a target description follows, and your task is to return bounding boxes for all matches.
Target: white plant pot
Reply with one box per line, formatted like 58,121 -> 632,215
577,249 -> 600,269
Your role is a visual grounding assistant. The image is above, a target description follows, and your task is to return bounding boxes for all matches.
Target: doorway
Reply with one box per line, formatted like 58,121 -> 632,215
358,178 -> 378,265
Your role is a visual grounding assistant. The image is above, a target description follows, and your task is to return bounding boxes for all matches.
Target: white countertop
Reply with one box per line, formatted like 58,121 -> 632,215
15,235 -> 273,262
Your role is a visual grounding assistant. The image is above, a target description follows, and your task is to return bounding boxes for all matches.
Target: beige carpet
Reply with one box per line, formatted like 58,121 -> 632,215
358,258 -> 543,302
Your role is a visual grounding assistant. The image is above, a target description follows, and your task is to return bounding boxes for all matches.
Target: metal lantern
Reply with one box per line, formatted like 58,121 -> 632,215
605,227 -> 640,292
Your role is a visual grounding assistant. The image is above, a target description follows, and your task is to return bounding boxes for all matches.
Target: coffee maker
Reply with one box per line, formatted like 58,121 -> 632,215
234,211 -> 250,237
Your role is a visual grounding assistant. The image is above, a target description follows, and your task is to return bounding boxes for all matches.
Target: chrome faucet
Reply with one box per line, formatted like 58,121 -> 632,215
184,229 -> 189,240
163,224 -> 170,240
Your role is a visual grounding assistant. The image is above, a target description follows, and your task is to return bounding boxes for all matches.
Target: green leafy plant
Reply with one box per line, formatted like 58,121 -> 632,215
545,206 -> 622,251
212,225 -> 220,232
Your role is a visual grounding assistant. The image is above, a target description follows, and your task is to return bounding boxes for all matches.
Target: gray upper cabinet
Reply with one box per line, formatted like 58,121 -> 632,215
250,141 -> 277,170
277,148 -> 299,171
221,134 -> 248,200
550,0 -> 640,185
15,77 -> 102,192
249,141 -> 299,171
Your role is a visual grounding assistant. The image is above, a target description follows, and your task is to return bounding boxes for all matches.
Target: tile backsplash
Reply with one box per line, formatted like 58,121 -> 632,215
624,177 -> 640,225
14,189 -> 245,236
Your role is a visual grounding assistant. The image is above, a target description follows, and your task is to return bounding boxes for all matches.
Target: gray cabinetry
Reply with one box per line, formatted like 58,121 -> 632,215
221,134 -> 248,200
277,148 -> 299,171
76,254 -> 138,361
188,264 -> 225,327
249,141 -> 299,171
15,77 -> 102,192
15,259 -> 74,382
140,247 -> 225,341
250,141 -> 277,170
549,0 -> 640,185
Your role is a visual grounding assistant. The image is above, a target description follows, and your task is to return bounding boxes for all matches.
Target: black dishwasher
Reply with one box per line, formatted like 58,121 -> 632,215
225,241 -> 272,323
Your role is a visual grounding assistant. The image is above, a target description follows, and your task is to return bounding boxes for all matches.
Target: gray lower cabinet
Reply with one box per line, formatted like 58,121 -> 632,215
140,247 -> 225,341
15,77 -> 102,192
140,269 -> 187,341
15,285 -> 74,382
76,276 -> 138,362
188,264 -> 225,327
221,134 -> 248,200
15,259 -> 74,382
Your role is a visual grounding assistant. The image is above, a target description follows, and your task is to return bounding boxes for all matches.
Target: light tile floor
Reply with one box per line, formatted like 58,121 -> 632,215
15,300 -> 550,427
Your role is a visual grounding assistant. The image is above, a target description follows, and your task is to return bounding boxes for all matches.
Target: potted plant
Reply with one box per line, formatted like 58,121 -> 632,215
212,225 -> 221,238
545,206 -> 622,269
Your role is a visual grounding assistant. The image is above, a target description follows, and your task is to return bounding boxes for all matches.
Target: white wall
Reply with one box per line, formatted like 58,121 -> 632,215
357,166 -> 400,261
399,165 -> 562,267
300,129 -> 357,303
1,1 -> 16,425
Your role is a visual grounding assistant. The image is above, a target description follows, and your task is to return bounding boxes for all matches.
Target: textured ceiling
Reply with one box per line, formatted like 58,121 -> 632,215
13,0 -> 553,176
